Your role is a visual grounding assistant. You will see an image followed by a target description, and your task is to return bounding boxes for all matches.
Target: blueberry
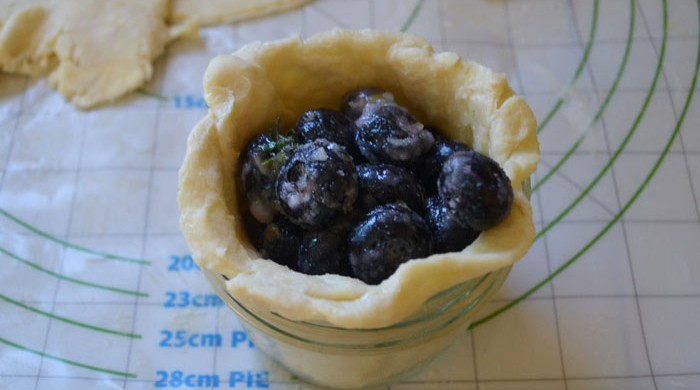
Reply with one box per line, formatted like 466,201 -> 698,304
340,87 -> 396,121
355,104 -> 435,166
260,215 -> 303,270
240,128 -> 296,224
243,211 -> 265,251
412,132 -> 472,196
424,196 -> 479,253
438,150 -> 513,231
276,139 -> 358,229
297,222 -> 352,276
355,163 -> 426,214
293,108 -> 361,159
349,203 -> 432,285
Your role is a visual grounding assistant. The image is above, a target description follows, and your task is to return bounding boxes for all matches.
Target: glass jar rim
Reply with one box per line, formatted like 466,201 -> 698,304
203,179 -> 527,350
204,265 -> 511,351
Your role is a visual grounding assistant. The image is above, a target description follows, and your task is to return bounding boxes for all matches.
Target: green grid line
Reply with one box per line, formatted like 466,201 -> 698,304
400,0 -> 426,32
533,0 -> 665,242
472,0 -> 688,330
0,336 -> 137,378
536,0 -> 600,135
533,0 -> 636,193
0,0 -> 693,380
136,87 -> 169,102
0,207 -> 150,265
0,294 -> 141,339
0,246 -> 148,298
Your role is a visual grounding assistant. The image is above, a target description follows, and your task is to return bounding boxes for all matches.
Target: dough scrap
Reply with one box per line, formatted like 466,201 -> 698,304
0,0 -> 313,108
178,29 -> 541,329
0,0 -> 175,108
170,0 -> 312,26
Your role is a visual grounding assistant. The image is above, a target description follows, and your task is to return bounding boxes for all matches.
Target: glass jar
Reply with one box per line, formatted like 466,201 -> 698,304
203,180 -> 530,389
203,265 -> 511,389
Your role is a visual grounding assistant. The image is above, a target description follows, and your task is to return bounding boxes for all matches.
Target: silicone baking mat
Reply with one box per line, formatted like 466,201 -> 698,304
1,0 -> 699,389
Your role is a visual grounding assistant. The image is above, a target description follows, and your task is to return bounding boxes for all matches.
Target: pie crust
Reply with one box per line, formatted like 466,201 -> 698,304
178,29 -> 540,329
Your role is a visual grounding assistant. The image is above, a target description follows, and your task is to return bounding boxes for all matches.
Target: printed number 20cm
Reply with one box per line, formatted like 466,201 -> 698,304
168,255 -> 200,272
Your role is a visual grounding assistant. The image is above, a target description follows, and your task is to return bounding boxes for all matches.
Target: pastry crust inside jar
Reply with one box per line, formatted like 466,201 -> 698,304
178,29 -> 540,329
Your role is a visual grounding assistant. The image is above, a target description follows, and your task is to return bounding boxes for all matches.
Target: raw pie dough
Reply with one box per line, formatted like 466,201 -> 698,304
170,0 -> 312,26
0,0 -> 175,108
179,29 -> 540,329
0,0 -> 313,108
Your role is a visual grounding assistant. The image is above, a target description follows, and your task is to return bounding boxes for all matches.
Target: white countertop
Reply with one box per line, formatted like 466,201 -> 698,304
1,1 -> 699,389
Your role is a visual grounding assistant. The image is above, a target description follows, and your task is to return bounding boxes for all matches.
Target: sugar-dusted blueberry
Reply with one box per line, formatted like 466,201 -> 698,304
293,108 -> 360,158
276,139 -> 358,229
412,133 -> 472,196
355,104 -> 435,166
424,196 -> 479,253
240,129 -> 296,224
355,163 -> 426,214
438,150 -> 513,231
243,211 -> 265,251
297,222 -> 352,276
340,87 -> 396,121
349,203 -> 431,285
260,215 -> 303,270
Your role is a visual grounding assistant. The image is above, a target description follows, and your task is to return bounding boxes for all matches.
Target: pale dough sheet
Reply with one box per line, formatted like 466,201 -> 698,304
0,0 -> 312,108
170,0 -> 312,26
0,0 -> 174,108
178,29 -> 541,329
